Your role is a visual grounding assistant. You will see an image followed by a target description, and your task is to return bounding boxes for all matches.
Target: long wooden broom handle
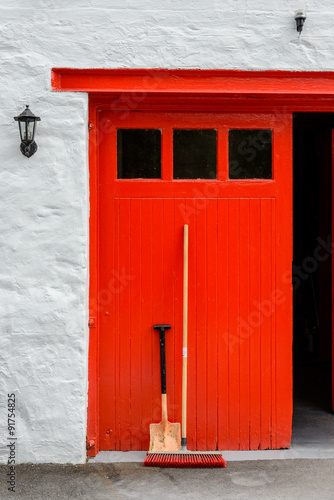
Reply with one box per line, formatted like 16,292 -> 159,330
182,225 -> 188,447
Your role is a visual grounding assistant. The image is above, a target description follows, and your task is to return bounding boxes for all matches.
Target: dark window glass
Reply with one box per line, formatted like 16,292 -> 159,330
117,129 -> 161,179
173,129 -> 217,179
229,129 -> 272,179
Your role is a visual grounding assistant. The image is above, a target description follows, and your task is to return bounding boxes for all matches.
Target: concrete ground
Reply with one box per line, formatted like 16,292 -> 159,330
1,460 -> 334,500
1,364 -> 332,499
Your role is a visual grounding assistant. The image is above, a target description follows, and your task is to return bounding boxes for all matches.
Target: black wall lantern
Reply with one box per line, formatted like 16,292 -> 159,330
14,105 -> 41,158
294,9 -> 306,35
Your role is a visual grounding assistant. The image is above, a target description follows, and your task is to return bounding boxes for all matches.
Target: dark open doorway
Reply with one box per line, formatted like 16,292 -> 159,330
293,113 -> 333,445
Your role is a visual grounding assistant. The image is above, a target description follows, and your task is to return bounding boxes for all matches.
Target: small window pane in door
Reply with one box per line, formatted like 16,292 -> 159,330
173,129 -> 217,179
117,129 -> 161,179
229,129 -> 272,179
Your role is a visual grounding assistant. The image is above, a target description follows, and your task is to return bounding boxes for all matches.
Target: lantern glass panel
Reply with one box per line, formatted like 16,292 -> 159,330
19,121 -> 26,142
27,121 -> 35,142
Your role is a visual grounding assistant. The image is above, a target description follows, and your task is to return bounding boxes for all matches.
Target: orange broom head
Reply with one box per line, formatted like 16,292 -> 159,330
143,452 -> 226,468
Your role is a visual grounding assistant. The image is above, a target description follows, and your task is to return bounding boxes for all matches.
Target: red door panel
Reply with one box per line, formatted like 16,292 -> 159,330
98,111 -> 293,451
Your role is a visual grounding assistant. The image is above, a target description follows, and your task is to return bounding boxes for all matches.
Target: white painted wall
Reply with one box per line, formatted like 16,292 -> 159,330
0,0 -> 334,464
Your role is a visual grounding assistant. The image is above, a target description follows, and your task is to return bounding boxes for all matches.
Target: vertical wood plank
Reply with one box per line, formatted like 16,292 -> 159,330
163,198 -> 176,421
151,199 -> 164,428
249,199 -> 261,449
97,194 -> 116,449
275,115 -> 293,449
174,200 -> 185,432
217,198 -> 229,450
97,116 -> 117,450
260,198 -> 272,450
239,198 -> 250,450
187,199 -> 197,449
140,199 -> 153,449
228,198 -> 240,449
114,198 -> 120,450
195,198 -> 207,449
118,198 -> 131,450
87,102 -> 100,456
206,198 -> 218,449
129,198 -> 142,449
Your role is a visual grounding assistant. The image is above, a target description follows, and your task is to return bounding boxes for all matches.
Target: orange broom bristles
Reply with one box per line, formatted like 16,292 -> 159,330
143,452 -> 226,468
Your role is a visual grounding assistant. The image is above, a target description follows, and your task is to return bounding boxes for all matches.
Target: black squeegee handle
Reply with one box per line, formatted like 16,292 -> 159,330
153,324 -> 171,395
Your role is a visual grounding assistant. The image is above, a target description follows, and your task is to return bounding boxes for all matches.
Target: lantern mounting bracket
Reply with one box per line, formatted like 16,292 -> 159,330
20,140 -> 38,158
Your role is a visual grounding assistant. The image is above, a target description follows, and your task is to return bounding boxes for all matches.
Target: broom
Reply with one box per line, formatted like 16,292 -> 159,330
144,225 -> 226,468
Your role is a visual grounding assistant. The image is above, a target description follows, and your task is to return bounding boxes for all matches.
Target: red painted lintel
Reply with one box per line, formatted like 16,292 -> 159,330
52,68 -> 334,98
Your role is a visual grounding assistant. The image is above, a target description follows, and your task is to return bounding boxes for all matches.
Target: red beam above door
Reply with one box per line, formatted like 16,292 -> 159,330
52,68 -> 334,98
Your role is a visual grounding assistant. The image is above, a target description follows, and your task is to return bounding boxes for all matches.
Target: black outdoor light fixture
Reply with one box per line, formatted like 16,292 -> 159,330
294,9 -> 306,35
14,105 -> 41,158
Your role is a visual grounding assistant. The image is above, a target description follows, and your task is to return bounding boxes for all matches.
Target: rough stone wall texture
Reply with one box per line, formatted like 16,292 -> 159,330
1,0 -> 334,464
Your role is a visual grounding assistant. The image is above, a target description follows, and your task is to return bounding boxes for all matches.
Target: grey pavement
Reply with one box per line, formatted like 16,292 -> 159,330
1,460 -> 334,500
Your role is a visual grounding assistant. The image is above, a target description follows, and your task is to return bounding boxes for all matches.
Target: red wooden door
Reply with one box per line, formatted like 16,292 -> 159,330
97,110 -> 293,451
